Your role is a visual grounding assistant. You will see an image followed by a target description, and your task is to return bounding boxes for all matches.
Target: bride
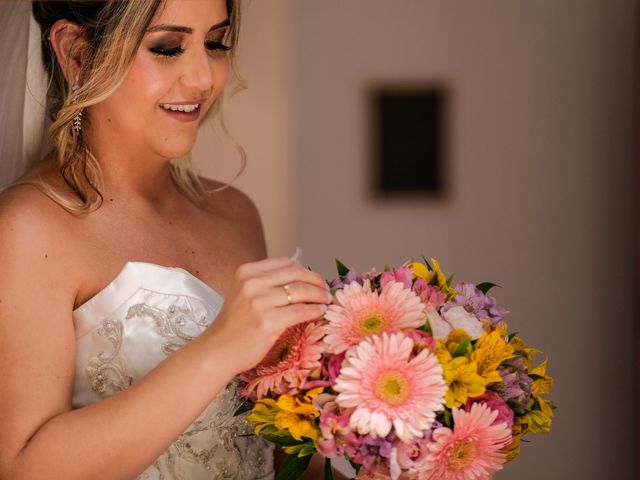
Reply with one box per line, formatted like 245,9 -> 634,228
0,1 -> 335,478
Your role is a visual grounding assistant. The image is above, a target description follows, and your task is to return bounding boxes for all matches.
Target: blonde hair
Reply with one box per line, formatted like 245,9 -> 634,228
30,0 -> 246,213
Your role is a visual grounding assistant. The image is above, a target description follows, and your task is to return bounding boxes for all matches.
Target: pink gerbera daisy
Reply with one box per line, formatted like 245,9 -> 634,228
334,332 -> 446,444
241,321 -> 326,399
420,403 -> 512,480
324,280 -> 425,353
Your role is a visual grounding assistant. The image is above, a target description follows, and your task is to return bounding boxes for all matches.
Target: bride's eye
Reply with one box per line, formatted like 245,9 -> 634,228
150,45 -> 184,57
205,40 -> 231,53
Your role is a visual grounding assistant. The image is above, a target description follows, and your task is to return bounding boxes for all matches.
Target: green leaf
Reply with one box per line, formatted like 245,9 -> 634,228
440,409 -> 453,428
452,339 -> 471,357
283,440 -> 316,456
508,331 -> 519,342
260,425 -> 285,436
233,399 -> 254,417
275,453 -> 313,480
335,259 -> 350,277
324,458 -> 334,480
264,435 -> 304,447
476,282 -> 501,294
298,444 -> 317,457
421,256 -> 433,271
446,273 -> 455,287
420,318 -> 433,336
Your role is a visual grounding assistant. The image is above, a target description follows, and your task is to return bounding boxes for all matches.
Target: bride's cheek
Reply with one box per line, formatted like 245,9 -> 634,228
122,55 -> 177,111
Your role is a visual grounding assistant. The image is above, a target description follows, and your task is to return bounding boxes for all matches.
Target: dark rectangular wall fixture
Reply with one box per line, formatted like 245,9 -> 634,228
372,85 -> 448,197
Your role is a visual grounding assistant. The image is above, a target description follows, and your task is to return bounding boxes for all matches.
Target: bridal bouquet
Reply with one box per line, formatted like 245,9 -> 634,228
238,259 -> 554,480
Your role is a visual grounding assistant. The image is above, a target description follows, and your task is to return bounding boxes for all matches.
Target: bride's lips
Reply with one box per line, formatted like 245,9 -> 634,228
159,99 -> 206,122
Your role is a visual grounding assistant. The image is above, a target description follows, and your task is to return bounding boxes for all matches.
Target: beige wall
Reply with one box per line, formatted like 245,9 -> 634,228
195,0 -> 638,477
291,1 -> 637,479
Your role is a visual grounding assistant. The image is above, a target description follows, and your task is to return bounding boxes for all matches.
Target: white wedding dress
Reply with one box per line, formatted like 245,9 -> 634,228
71,261 -> 275,480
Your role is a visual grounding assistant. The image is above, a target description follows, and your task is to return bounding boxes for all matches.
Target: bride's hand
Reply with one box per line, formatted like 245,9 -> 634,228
205,256 -> 332,374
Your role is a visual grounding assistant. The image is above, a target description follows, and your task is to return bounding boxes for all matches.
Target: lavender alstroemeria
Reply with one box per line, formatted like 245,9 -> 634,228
493,357 -> 533,413
351,433 -> 397,469
329,268 -> 379,290
443,282 -> 508,327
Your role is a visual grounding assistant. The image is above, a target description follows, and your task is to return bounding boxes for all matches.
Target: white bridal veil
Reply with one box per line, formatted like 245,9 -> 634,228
0,1 -> 49,190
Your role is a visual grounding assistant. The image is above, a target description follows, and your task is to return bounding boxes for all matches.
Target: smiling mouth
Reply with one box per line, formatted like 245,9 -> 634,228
159,103 -> 201,113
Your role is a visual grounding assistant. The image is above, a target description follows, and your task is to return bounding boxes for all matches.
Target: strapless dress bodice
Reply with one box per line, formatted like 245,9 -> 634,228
71,261 -> 274,480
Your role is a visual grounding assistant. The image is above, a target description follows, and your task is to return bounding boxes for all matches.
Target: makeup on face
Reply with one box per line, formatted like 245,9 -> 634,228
143,18 -> 231,123
145,19 -> 231,59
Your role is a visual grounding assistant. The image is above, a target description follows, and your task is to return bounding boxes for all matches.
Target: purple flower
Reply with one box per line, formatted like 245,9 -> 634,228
443,282 -> 508,327
329,268 -> 379,291
493,357 -> 533,413
351,433 -> 397,469
344,269 -> 361,285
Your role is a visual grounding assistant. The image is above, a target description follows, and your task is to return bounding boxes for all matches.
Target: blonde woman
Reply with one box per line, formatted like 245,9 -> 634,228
0,1 -> 336,479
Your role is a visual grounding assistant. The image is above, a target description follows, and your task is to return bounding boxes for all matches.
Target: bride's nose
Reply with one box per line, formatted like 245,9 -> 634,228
180,46 -> 217,93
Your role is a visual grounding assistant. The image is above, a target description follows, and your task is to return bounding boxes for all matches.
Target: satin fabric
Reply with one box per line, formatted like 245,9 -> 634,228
72,261 -> 274,480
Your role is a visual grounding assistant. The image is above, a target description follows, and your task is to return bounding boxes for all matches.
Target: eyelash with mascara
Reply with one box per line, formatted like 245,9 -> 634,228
150,41 -> 231,58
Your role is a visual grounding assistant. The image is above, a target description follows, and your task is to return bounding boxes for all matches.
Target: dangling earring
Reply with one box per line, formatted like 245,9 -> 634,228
72,83 -> 83,133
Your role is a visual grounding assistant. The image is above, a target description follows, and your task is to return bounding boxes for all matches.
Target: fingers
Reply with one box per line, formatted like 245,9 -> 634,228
277,303 -> 328,328
258,263 -> 328,291
235,257 -> 294,278
273,282 -> 333,308
235,258 -> 328,295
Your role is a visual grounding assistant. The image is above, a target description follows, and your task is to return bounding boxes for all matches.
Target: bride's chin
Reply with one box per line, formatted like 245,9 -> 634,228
154,137 -> 197,160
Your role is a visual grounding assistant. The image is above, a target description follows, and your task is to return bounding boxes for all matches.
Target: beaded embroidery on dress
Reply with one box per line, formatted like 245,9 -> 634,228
71,262 -> 275,480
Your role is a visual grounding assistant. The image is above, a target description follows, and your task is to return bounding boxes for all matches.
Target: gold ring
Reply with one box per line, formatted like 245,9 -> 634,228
282,284 -> 293,305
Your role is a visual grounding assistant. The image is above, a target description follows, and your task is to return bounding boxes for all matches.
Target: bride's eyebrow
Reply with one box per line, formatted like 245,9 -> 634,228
146,18 -> 230,34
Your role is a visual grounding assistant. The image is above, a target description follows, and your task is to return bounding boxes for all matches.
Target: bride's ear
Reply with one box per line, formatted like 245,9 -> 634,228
49,19 -> 87,83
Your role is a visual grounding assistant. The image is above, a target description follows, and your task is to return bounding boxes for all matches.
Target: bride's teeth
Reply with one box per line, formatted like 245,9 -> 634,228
161,103 -> 200,113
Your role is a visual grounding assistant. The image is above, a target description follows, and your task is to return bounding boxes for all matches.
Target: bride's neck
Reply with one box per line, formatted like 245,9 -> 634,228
83,131 -> 180,208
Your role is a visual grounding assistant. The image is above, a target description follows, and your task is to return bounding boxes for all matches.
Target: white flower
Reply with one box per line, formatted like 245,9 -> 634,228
442,306 -> 485,340
426,307 -> 452,340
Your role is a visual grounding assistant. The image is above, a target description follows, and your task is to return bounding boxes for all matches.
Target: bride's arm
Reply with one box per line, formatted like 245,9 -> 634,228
0,189 -> 331,480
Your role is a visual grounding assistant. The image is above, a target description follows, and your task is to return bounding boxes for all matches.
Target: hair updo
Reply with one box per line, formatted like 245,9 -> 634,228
30,0 -> 245,213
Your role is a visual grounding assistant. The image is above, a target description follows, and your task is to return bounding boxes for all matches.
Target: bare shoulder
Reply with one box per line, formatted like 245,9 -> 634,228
197,176 -> 266,257
0,184 -> 81,306
198,177 -> 261,220
0,183 -> 77,242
